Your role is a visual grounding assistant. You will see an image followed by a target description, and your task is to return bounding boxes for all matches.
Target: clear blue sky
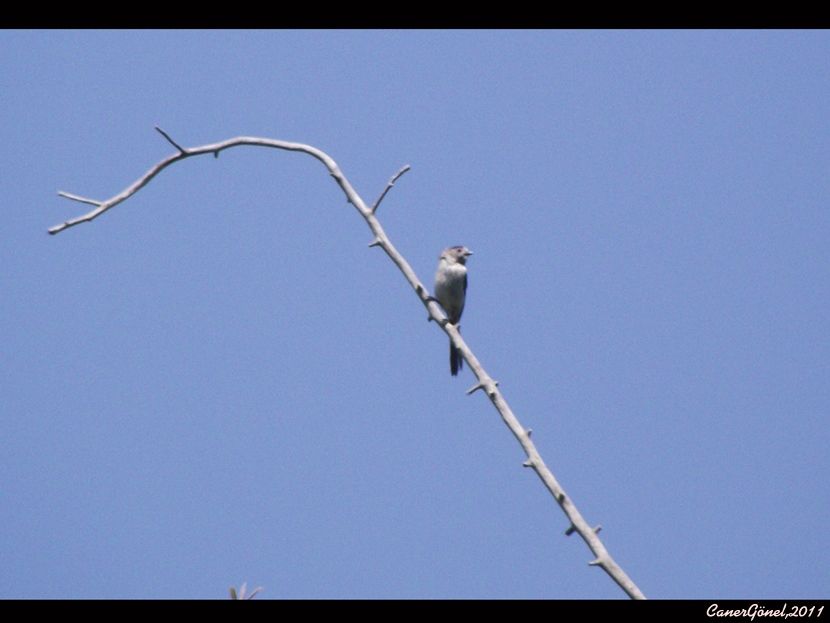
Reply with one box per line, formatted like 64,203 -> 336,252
2,30 -> 828,599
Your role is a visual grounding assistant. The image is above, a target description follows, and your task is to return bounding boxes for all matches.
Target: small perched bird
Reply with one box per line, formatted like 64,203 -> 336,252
434,245 -> 473,376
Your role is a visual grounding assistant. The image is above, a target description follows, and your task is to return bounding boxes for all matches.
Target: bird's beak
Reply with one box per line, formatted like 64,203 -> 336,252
465,249 -> 474,256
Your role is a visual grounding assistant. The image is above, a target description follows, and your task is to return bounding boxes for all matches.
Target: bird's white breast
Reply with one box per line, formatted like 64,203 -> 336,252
434,260 -> 467,311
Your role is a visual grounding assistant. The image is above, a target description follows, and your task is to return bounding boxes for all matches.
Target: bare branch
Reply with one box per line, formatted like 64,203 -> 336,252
466,382 -> 486,396
568,521 -> 600,537
371,164 -> 411,213
155,125 -> 187,153
49,135 -> 369,235
57,191 -> 101,206
48,130 -> 646,600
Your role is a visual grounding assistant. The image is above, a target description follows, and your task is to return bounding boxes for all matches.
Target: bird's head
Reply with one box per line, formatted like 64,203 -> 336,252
442,246 -> 474,265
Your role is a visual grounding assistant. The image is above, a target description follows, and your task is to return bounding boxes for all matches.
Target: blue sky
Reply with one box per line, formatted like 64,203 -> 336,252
2,30 -> 828,599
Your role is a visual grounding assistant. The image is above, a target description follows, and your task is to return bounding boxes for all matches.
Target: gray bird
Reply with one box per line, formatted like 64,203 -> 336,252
434,246 -> 473,376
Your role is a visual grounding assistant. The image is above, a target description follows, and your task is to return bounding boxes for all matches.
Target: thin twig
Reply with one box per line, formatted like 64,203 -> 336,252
155,125 -> 187,154
371,164 -> 411,213
466,382 -> 487,396
48,130 -> 646,600
57,191 -> 101,207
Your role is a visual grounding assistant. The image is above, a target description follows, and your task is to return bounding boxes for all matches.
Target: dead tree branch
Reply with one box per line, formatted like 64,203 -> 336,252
48,130 -> 646,600
371,164 -> 411,213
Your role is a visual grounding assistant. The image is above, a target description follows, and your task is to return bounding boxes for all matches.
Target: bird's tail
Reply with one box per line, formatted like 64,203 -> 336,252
450,329 -> 462,376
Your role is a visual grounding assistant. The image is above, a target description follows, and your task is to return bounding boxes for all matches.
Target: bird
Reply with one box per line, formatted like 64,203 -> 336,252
433,245 -> 473,376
